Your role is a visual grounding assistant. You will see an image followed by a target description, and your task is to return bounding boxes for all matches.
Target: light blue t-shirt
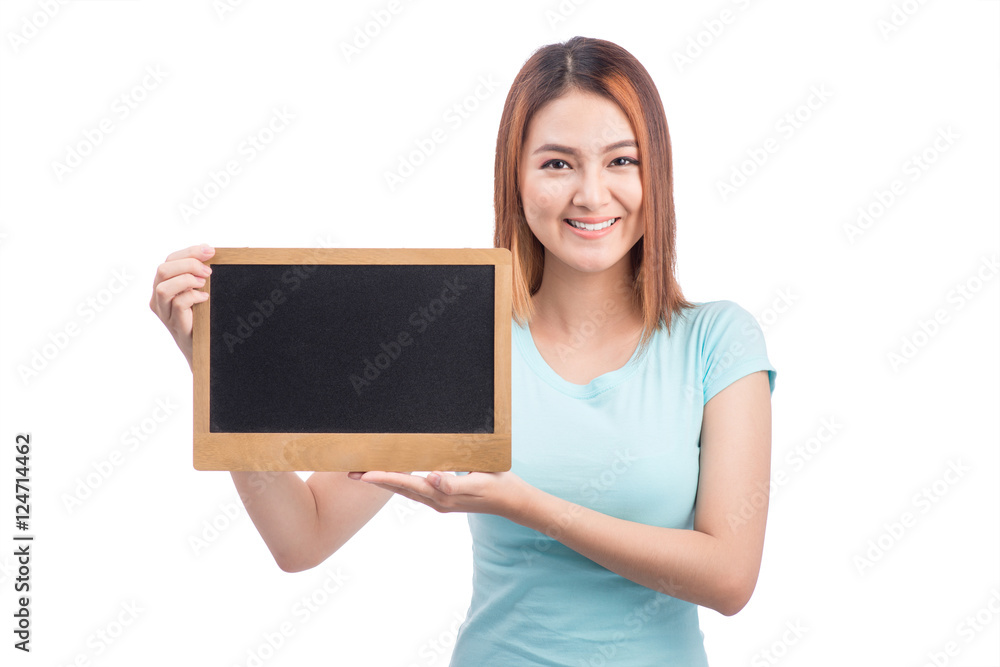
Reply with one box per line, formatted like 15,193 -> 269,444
449,300 -> 776,666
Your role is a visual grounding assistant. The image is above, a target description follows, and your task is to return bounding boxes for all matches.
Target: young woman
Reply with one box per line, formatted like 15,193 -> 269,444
151,36 -> 776,665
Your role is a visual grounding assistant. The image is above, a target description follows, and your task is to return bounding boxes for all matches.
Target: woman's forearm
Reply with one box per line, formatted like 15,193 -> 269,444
509,487 -> 749,616
230,470 -> 320,572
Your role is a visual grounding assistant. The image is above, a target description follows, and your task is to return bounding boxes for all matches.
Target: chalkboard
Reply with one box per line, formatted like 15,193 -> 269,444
192,248 -> 511,472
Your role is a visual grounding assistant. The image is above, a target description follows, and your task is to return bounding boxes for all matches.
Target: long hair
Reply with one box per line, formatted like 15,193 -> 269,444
494,36 -> 693,356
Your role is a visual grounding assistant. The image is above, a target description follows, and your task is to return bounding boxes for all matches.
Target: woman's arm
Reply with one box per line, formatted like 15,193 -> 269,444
510,370 -> 772,616
355,370 -> 772,616
151,244 -> 396,572
232,470 -> 396,573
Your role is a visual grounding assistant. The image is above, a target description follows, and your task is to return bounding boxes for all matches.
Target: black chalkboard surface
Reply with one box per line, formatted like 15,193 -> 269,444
192,248 -> 511,472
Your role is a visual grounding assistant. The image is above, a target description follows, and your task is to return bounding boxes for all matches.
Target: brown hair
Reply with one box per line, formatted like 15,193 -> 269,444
494,36 -> 693,357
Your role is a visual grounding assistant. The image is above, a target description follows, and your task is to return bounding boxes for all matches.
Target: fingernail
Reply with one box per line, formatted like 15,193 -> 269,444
428,473 -> 441,488
348,472 -> 362,480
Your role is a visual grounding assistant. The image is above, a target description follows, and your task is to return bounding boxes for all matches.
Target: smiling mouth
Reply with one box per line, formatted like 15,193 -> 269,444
564,217 -> 620,231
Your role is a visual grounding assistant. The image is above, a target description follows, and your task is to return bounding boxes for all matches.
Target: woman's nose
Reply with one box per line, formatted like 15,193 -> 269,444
571,167 -> 610,210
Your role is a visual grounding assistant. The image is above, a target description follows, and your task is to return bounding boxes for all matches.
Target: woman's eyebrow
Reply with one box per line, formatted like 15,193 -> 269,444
531,140 -> 637,156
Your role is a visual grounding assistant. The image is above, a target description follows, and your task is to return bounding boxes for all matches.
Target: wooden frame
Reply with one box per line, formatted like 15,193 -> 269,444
192,247 -> 511,472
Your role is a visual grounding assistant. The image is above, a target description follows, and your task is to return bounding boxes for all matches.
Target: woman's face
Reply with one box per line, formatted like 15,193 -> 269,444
519,88 -> 644,278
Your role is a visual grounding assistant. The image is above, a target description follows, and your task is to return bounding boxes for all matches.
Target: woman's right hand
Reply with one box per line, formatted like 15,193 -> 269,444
149,244 -> 215,369
149,243 -> 397,572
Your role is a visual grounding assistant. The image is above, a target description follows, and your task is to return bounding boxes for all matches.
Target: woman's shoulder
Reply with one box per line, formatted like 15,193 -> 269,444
670,299 -> 755,333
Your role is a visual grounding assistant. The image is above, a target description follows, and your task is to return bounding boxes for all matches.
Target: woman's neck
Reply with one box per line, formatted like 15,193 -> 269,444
529,252 -> 643,340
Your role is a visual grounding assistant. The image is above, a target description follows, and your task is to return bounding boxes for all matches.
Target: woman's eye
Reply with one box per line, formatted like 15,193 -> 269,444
541,159 -> 569,169
610,157 -> 639,167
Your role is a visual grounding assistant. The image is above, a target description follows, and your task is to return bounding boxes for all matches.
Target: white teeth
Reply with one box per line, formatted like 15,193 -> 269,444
566,217 -> 618,231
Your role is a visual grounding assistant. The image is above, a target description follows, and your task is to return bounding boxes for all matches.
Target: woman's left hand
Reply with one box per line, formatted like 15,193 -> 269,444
347,470 -> 534,521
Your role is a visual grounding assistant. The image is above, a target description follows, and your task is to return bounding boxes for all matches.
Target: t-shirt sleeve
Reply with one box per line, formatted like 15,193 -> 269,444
700,300 -> 776,405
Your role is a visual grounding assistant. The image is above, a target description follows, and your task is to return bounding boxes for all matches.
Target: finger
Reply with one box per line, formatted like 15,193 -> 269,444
360,472 -> 441,499
428,471 -> 455,493
363,482 -> 441,510
430,471 -> 477,496
164,244 -> 215,263
357,471 -> 410,485
151,272 -> 208,323
152,258 -> 213,299
347,470 -> 413,479
169,285 -> 210,315
153,272 -> 207,307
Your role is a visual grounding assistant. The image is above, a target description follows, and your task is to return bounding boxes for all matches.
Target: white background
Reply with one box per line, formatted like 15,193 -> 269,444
1,1 -> 998,665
